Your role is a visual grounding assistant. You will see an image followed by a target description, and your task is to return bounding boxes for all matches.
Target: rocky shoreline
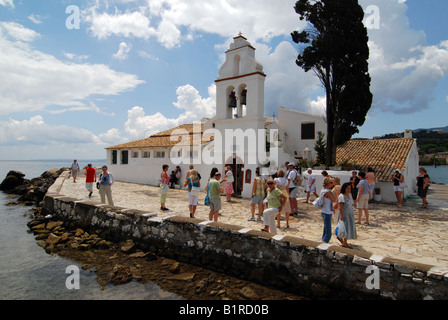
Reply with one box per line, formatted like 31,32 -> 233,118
0,168 -> 65,206
2,169 -> 305,300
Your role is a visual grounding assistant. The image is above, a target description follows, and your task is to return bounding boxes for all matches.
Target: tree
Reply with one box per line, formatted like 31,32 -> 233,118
314,131 -> 326,165
291,0 -> 373,166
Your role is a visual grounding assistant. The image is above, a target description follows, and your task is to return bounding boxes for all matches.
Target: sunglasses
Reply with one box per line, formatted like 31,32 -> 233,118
267,182 -> 274,185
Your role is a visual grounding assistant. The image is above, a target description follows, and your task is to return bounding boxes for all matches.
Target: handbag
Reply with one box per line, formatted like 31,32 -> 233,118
96,173 -> 102,189
335,220 -> 347,239
160,184 -> 169,194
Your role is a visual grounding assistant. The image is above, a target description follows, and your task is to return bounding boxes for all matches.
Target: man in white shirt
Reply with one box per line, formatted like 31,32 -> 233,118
304,168 -> 319,203
70,159 -> 80,183
287,163 -> 299,215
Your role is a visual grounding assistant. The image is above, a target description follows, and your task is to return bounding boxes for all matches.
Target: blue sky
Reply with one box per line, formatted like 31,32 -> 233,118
0,0 -> 447,160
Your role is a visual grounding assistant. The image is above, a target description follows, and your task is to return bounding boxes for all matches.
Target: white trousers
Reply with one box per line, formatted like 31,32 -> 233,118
99,185 -> 114,206
263,208 -> 279,234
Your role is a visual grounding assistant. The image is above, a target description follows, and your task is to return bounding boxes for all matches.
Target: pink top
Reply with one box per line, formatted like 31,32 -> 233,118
161,171 -> 170,185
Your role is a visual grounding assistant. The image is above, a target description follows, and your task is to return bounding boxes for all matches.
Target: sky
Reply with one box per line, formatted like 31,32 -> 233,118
0,0 -> 447,160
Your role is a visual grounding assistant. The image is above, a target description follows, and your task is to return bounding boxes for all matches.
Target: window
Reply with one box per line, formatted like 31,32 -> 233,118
301,123 -> 315,140
143,151 -> 150,158
155,151 -> 166,158
121,150 -> 129,164
132,151 -> 139,158
112,150 -> 117,164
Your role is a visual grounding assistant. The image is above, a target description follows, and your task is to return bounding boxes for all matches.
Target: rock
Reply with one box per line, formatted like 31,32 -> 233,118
145,252 -> 158,261
128,252 -> 147,259
0,171 -> 25,191
239,286 -> 259,300
74,228 -> 85,237
45,233 -> 61,245
130,267 -> 142,281
120,241 -> 136,253
108,264 -> 133,285
96,240 -> 110,249
167,273 -> 195,281
169,261 -> 181,274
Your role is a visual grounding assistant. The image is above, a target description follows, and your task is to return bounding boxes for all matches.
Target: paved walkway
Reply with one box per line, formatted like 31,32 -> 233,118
59,175 -> 448,269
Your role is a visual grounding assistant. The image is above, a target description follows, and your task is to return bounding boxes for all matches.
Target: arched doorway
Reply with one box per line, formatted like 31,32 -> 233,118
225,155 -> 244,197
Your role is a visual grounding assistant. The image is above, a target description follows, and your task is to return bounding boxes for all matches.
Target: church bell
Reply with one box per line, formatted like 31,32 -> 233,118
240,90 -> 247,105
229,92 -> 237,108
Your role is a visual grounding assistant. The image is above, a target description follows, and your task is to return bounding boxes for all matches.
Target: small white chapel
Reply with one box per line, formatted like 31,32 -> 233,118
105,34 -> 327,199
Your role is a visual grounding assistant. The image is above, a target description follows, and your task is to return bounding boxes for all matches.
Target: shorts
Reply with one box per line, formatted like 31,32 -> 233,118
393,185 -> 403,192
357,193 -> 369,209
209,198 -> 222,211
307,185 -> 316,193
251,195 -> 265,204
86,182 -> 94,192
188,192 -> 198,206
289,187 -> 299,198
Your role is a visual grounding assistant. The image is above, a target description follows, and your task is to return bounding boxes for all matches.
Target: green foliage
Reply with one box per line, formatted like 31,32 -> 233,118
314,131 -> 326,164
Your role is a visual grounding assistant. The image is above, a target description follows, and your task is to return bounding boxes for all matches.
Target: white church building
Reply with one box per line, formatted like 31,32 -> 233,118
105,35 -> 326,199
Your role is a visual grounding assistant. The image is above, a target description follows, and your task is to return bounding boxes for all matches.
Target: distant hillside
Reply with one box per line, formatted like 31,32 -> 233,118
414,126 -> 448,133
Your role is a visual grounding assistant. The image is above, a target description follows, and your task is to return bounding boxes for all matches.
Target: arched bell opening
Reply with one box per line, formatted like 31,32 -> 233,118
227,86 -> 237,119
238,84 -> 247,118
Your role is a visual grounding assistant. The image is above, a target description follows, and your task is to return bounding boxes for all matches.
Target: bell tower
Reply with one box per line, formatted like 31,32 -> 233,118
215,34 -> 266,127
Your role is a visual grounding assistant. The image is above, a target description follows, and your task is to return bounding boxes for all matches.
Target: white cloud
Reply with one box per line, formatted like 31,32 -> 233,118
28,14 -> 44,24
84,7 -> 156,40
0,116 -> 98,145
0,22 -> 144,115
113,42 -> 131,60
360,0 -> 448,114
84,0 -> 303,48
124,83 -> 216,140
0,21 -> 40,41
0,115 -> 127,158
0,0 -> 14,9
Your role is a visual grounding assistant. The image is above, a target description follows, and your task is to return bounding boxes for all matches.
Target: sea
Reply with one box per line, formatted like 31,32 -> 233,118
1,160 -> 447,301
0,160 -> 182,300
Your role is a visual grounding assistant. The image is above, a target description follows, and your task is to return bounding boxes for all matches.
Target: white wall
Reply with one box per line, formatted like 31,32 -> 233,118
278,107 -> 326,162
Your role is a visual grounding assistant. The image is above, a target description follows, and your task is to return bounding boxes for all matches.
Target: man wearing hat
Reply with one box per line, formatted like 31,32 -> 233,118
304,168 -> 318,203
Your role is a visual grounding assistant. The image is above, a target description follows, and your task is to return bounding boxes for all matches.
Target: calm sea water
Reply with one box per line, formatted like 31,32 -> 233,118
423,165 -> 448,185
0,160 -> 181,300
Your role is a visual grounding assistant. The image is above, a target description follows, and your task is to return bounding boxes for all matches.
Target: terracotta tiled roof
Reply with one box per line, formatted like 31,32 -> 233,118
106,123 -> 212,150
336,138 -> 416,182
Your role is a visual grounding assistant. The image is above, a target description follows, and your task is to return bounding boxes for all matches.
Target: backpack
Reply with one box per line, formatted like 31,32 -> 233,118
292,170 -> 303,186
